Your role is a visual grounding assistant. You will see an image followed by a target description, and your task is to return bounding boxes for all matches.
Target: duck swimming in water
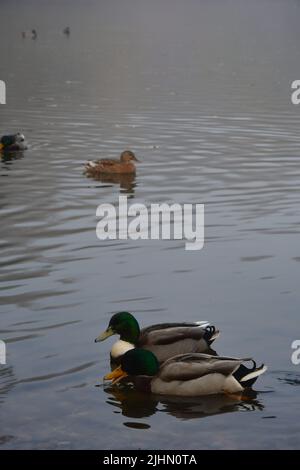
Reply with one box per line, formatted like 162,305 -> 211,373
95,311 -> 219,364
0,133 -> 27,152
104,348 -> 267,397
85,150 -> 139,176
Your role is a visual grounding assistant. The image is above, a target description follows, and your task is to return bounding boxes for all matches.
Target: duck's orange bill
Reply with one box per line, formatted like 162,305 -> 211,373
0,143 -> 4,151
104,366 -> 128,385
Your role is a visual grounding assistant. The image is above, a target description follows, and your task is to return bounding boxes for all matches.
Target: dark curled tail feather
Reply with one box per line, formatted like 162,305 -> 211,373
203,325 -> 219,345
233,360 -> 267,388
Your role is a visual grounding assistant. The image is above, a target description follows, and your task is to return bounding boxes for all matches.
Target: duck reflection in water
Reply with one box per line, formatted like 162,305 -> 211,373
1,150 -> 26,164
87,172 -> 136,194
105,385 -> 158,419
104,384 -> 264,422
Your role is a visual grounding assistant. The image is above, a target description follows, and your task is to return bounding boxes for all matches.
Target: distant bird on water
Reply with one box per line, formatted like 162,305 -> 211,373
85,150 -> 139,176
63,27 -> 70,36
0,133 -> 27,152
21,30 -> 37,39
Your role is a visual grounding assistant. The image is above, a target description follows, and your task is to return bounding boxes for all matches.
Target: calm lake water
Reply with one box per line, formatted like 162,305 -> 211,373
1,0 -> 300,449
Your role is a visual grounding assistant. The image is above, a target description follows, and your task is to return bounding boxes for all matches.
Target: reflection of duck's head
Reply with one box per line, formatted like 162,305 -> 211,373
104,385 -> 158,419
0,133 -> 27,152
104,348 -> 267,396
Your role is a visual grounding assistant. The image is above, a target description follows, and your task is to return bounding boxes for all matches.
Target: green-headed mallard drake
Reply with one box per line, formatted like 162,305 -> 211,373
104,348 -> 267,396
95,311 -> 219,364
85,150 -> 139,176
0,133 -> 27,152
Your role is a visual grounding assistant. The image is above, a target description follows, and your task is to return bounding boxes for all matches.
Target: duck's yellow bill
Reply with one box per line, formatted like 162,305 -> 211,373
95,326 -> 114,342
104,366 -> 128,384
0,143 -> 4,151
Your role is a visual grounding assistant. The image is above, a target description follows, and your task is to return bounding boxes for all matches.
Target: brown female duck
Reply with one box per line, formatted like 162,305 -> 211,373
85,150 -> 139,176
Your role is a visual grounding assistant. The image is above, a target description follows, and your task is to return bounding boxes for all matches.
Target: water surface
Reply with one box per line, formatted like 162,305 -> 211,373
1,0 -> 300,449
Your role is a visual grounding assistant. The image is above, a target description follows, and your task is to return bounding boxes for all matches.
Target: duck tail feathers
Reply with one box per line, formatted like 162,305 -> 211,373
234,361 -> 267,388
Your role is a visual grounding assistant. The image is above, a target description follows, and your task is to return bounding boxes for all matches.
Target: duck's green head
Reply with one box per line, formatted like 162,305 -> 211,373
104,348 -> 159,384
95,311 -> 140,345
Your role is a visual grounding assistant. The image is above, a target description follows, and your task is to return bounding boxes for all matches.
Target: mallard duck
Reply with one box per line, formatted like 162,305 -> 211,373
104,349 -> 267,397
85,150 -> 139,176
95,311 -> 219,364
0,133 -> 27,152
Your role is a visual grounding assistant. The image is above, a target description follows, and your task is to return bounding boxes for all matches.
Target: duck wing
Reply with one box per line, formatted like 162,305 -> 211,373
85,158 -> 118,172
97,158 -> 119,166
138,323 -> 219,363
158,354 -> 249,382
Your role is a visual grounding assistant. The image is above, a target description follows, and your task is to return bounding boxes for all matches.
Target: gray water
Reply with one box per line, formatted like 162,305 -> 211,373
1,0 -> 300,449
